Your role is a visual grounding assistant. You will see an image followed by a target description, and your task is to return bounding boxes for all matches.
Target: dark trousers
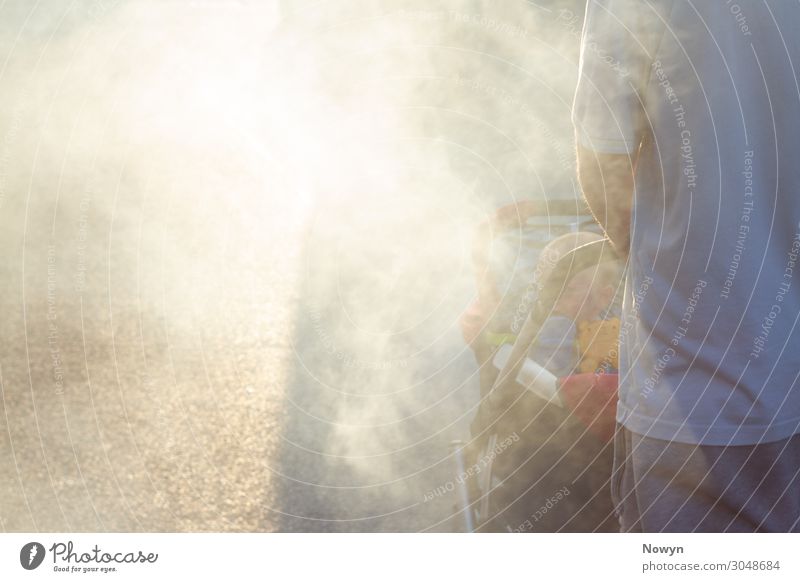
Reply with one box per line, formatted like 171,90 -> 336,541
612,425 -> 800,532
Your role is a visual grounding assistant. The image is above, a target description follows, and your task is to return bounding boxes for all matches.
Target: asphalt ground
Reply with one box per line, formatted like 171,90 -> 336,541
0,186 -> 479,532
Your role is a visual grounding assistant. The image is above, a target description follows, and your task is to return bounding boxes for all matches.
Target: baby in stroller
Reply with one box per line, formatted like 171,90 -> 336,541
465,224 -> 624,532
501,231 -> 620,379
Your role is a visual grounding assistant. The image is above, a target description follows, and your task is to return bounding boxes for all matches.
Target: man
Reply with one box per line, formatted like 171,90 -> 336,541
572,1 -> 800,532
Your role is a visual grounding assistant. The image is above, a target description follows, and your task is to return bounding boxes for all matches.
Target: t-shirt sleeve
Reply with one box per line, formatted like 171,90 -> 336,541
572,0 -> 663,154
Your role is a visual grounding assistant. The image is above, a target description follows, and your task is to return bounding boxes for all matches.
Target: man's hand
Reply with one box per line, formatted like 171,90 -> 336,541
576,144 -> 636,257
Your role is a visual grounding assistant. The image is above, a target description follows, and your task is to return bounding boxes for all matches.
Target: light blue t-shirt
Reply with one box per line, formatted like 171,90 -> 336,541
572,0 -> 800,445
530,315 -> 579,378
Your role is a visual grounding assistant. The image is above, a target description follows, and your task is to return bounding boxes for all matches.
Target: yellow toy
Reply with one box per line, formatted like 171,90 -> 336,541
577,318 -> 620,374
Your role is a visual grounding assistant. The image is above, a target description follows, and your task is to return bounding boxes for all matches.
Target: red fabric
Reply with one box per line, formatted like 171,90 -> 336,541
558,373 -> 619,443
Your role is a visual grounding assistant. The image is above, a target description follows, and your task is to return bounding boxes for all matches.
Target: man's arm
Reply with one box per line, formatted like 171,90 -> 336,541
576,144 -> 636,257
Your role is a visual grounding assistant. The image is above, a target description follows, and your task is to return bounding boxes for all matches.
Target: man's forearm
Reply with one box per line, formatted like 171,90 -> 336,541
576,144 -> 636,257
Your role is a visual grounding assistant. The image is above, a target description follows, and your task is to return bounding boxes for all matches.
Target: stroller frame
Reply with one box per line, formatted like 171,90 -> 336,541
454,238 -> 620,532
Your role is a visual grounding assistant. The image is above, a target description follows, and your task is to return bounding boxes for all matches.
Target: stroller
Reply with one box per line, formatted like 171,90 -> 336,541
456,202 -> 621,532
